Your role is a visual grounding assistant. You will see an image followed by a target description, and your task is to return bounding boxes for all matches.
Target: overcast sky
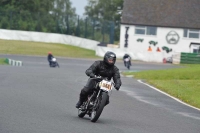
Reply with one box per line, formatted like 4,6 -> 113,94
71,0 -> 88,16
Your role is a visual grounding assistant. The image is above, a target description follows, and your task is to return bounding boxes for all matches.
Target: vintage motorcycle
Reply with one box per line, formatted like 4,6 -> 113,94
77,76 -> 115,122
49,57 -> 59,67
124,57 -> 131,70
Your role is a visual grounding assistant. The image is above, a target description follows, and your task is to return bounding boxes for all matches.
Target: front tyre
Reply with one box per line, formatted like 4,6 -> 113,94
127,64 -> 130,70
56,62 -> 59,67
90,92 -> 108,122
126,62 -> 130,69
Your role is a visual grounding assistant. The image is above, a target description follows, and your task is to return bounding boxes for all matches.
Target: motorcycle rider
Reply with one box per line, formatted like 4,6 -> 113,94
123,53 -> 132,66
76,51 -> 122,108
47,52 -> 54,66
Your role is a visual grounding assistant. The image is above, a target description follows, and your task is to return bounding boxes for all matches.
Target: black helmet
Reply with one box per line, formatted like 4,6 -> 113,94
103,51 -> 116,66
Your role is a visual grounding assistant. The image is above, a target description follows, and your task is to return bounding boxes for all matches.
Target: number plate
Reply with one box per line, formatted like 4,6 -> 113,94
99,80 -> 112,92
125,58 -> 129,61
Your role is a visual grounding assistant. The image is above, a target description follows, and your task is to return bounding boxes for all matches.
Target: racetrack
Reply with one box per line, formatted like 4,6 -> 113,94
0,55 -> 200,133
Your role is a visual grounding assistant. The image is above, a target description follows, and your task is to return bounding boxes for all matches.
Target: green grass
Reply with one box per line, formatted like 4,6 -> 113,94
122,64 -> 200,109
0,39 -> 100,58
0,58 -> 8,65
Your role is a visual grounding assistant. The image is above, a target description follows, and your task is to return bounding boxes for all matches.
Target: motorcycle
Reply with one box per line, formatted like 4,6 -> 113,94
49,57 -> 59,67
78,76 -> 115,122
124,57 -> 131,70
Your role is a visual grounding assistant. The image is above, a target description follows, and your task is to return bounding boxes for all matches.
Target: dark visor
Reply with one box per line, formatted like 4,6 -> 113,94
108,57 -> 114,61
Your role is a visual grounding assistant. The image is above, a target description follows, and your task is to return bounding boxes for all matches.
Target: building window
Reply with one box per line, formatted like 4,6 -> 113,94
135,26 -> 145,34
135,26 -> 157,35
184,29 -> 200,39
193,49 -> 200,53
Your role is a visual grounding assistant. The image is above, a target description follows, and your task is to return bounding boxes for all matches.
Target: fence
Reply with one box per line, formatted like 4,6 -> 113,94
0,11 -> 119,44
180,52 -> 200,64
5,58 -> 23,66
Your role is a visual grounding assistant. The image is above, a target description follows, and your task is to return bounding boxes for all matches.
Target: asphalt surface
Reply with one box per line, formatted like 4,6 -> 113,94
0,55 -> 200,133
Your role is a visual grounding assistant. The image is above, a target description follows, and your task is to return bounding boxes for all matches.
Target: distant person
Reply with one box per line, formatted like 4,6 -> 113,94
123,54 -> 132,66
47,52 -> 54,66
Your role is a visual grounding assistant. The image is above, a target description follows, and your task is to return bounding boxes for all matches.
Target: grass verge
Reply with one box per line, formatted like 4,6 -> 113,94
122,64 -> 200,109
0,58 -> 8,65
0,39 -> 100,58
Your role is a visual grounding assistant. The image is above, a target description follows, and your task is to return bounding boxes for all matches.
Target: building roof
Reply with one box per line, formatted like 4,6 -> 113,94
121,0 -> 200,29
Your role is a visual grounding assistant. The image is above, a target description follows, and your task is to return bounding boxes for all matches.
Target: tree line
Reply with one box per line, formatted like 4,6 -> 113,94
0,0 -> 123,43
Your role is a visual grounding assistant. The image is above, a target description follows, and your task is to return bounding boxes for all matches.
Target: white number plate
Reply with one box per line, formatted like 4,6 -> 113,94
125,58 -> 130,61
99,80 -> 112,92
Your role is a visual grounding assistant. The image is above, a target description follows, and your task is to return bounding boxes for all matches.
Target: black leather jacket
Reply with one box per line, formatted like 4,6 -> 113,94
85,61 -> 122,89
47,54 -> 54,61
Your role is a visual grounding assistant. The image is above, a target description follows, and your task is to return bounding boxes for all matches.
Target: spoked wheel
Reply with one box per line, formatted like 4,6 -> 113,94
56,63 -> 59,67
90,92 -> 108,122
126,62 -> 130,70
91,110 -> 96,120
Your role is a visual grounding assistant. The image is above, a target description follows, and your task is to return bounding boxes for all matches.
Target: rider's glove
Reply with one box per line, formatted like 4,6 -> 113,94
115,85 -> 120,91
89,73 -> 95,78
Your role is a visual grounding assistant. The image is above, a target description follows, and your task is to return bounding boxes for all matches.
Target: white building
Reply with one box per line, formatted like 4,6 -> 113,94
119,0 -> 200,62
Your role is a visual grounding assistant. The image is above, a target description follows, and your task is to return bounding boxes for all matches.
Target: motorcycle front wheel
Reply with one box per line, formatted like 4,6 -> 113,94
90,92 -> 108,122
126,62 -> 130,70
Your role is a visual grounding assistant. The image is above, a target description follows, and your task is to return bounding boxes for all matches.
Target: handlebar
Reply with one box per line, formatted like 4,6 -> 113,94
90,75 -> 107,80
90,75 -> 116,89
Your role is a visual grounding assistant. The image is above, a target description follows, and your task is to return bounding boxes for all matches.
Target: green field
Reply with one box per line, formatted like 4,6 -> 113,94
123,64 -> 200,109
0,58 -> 8,65
0,39 -> 99,58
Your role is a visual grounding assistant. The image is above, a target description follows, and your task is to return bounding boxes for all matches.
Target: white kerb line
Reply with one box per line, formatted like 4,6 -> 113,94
138,79 -> 200,112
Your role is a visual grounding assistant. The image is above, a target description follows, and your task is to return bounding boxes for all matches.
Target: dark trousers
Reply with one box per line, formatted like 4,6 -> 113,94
79,78 -> 97,101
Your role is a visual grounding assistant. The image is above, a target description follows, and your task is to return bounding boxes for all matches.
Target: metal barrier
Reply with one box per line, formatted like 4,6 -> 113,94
5,58 -> 23,66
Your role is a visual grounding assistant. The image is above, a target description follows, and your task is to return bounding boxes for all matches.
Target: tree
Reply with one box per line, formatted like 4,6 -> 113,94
84,0 -> 123,21
84,0 -> 124,42
0,0 -> 77,33
0,0 -> 54,12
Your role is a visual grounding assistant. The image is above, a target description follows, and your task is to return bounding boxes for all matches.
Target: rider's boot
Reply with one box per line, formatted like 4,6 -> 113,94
76,90 -> 87,108
76,100 -> 83,108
